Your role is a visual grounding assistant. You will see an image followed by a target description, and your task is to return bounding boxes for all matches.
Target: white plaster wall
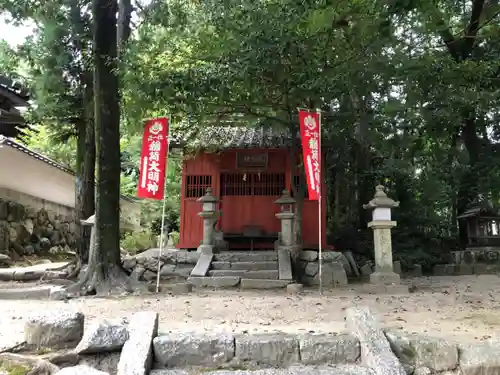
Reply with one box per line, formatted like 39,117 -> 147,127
0,146 -> 141,229
0,146 -> 75,207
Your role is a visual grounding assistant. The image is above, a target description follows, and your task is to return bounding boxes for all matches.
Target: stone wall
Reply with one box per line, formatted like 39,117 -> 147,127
298,250 -> 351,286
0,189 -> 77,260
122,248 -> 199,282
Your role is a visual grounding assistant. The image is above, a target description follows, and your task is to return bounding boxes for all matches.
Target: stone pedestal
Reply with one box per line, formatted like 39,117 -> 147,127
367,220 -> 400,284
197,211 -> 219,255
275,212 -> 294,247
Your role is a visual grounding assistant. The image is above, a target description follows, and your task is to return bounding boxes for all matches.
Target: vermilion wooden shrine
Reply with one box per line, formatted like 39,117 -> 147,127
172,126 -> 327,250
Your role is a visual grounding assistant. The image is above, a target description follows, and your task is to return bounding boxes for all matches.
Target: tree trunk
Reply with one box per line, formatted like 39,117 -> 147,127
68,0 -> 143,295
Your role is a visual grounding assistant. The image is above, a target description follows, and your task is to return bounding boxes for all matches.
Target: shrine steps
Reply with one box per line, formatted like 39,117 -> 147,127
188,250 -> 293,289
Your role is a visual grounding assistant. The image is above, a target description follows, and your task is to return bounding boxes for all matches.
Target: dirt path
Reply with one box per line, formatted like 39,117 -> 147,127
1,274 -> 500,350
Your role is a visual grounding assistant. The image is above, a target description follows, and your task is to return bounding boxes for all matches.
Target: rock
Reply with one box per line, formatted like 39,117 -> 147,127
143,270 -> 157,281
153,331 -> 234,367
345,306 -> 405,375
305,262 -> 318,277
55,365 -> 109,375
75,320 -> 129,354
414,367 -> 432,375
50,286 -> 70,300
385,330 -> 458,371
321,251 -> 345,262
0,253 -> 12,264
40,237 -> 51,250
286,283 -> 304,294
300,250 -> 318,262
117,311 -> 159,375
308,262 -> 348,287
78,352 -> 120,373
459,342 -> 500,375
299,333 -> 360,365
0,221 -> 9,252
24,311 -> 84,348
360,263 -> 372,276
0,199 -> 7,220
235,333 -> 300,367
393,261 -> 402,275
122,256 -> 137,269
24,244 -> 35,254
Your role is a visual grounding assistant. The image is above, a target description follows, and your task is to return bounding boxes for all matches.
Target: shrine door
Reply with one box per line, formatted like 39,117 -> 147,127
219,172 -> 284,235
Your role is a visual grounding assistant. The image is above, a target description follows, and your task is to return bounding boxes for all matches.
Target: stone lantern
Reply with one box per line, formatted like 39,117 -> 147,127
363,185 -> 400,285
196,187 -> 220,255
275,190 -> 296,247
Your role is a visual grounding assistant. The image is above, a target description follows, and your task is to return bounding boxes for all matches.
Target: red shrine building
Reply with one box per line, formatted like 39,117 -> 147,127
172,126 -> 327,250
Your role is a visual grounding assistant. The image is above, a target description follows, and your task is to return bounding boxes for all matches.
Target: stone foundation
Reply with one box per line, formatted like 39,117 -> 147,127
121,248 -> 199,282
0,191 -> 77,259
298,251 -> 349,286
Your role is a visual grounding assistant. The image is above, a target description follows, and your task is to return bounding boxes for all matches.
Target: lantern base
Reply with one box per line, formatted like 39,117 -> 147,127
197,244 -> 215,255
369,271 -> 400,285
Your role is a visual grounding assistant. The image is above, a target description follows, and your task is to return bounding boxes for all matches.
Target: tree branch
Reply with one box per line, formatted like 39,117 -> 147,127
463,0 -> 486,57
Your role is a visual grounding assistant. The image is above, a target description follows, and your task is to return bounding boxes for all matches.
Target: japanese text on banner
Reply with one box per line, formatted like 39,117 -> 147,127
298,110 -> 321,201
137,117 -> 169,200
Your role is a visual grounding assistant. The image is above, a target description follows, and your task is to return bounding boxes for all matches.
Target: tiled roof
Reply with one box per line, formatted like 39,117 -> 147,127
171,125 -> 298,150
0,135 -> 137,203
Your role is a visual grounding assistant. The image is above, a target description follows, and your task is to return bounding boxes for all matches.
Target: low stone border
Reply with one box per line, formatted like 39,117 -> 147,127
433,263 -> 499,276
6,305 -> 500,374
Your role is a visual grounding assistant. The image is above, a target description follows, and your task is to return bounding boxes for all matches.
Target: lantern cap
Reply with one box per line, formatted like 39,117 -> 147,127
275,190 -> 296,205
196,187 -> 219,203
363,185 -> 399,210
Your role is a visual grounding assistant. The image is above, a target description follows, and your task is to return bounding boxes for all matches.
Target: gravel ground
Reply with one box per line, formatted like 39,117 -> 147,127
1,274 -> 500,350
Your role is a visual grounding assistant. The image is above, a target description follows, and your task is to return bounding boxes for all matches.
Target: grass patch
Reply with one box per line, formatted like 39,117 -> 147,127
0,361 -> 31,375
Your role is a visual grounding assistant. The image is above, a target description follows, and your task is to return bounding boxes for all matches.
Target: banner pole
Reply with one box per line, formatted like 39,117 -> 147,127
316,108 -> 323,296
155,134 -> 171,294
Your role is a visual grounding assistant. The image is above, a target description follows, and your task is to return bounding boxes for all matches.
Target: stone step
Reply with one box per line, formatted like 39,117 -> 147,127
187,276 -> 240,288
213,251 -> 278,262
211,261 -> 278,271
151,365 -> 373,375
208,270 -> 279,279
240,278 -> 292,289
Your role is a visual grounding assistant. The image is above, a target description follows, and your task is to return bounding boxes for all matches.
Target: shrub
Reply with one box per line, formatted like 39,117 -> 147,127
169,231 -> 180,246
120,229 -> 156,254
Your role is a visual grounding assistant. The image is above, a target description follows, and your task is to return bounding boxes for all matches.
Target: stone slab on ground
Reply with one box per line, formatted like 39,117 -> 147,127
278,249 -> 293,280
235,333 -> 300,367
0,285 -> 54,299
298,333 -> 360,365
150,365 -> 374,375
24,311 -> 84,349
75,319 -> 129,354
187,276 -> 240,288
0,262 -> 70,281
240,279 -> 291,289
345,306 -> 405,375
190,253 -> 213,277
153,332 -> 235,367
459,342 -> 500,375
56,365 -> 110,375
360,284 -> 409,295
385,330 -> 458,371
117,311 -> 159,375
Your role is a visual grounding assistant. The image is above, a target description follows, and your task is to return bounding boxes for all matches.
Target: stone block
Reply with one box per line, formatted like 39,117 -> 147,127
56,365 -> 109,375
190,253 -> 213,276
278,248 -> 293,280
231,261 -> 277,270
456,264 -> 474,275
360,263 -> 372,276
321,251 -> 345,263
78,352 -> 120,374
286,283 -> 304,294
433,264 -> 456,276
75,319 -> 129,354
459,342 -> 500,375
393,261 -> 402,275
187,276 -> 240,287
240,278 -> 291,289
117,311 -> 159,375
385,330 -> 458,372
153,332 -> 234,367
235,333 -> 300,367
307,263 -> 348,287
214,251 -> 278,262
300,250 -> 318,262
150,366 -> 374,375
299,333 -> 360,365
171,282 -> 193,294
24,311 -> 84,349
345,306 -> 406,375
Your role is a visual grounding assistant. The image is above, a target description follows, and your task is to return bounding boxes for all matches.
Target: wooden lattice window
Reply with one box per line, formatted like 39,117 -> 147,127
221,173 -> 285,196
293,175 -> 309,199
185,175 -> 212,198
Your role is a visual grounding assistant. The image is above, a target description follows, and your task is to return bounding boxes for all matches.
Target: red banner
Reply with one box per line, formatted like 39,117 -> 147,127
137,117 -> 169,200
298,110 -> 321,201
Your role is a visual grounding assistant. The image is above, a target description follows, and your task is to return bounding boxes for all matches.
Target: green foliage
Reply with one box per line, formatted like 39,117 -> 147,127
169,231 -> 180,246
120,229 -> 156,254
